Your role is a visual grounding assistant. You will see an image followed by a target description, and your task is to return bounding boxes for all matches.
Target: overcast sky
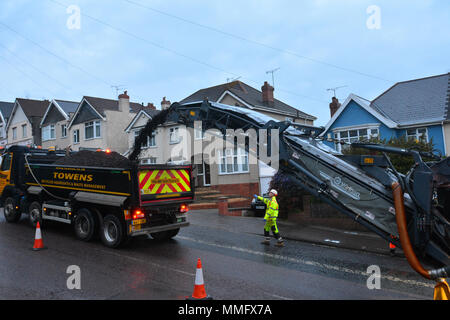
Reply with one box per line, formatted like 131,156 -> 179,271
0,0 -> 449,126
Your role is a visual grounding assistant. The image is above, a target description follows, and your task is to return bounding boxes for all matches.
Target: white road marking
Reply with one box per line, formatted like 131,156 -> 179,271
94,248 -> 195,277
324,239 -> 341,244
178,236 -> 434,289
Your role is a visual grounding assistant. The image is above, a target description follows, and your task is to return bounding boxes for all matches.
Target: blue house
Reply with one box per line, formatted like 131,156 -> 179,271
321,73 -> 450,156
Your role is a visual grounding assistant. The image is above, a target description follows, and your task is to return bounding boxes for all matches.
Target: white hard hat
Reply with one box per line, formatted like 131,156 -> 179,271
270,189 -> 278,196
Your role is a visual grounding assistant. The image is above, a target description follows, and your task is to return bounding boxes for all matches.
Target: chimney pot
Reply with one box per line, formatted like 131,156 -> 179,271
329,97 -> 341,118
261,81 -> 274,105
119,90 -> 129,99
161,96 -> 171,110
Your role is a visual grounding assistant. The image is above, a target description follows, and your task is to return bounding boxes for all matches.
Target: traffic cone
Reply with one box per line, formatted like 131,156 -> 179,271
32,222 -> 47,251
187,258 -> 212,300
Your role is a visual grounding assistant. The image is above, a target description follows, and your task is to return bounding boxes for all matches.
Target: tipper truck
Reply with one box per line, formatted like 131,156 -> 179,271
0,146 -> 193,248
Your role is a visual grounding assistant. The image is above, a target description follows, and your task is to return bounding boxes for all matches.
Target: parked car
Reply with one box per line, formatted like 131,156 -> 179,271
251,193 -> 268,217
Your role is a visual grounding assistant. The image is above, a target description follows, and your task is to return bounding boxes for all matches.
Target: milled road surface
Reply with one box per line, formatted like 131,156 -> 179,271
0,209 -> 434,300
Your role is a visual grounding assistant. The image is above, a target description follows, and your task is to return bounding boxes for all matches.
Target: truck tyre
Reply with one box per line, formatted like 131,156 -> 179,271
151,228 -> 179,241
28,201 -> 42,227
74,208 -> 96,242
3,197 -> 21,223
100,215 -> 125,248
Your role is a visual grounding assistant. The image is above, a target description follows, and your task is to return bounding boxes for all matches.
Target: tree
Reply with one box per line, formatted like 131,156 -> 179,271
342,135 -> 435,174
269,171 -> 306,218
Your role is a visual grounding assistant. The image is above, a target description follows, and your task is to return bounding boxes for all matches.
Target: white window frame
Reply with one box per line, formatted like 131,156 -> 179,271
332,125 -> 380,152
140,157 -> 157,165
134,130 -> 156,148
12,127 -> 17,140
61,124 -> 67,138
406,127 -> 428,142
42,124 -> 56,141
84,120 -> 101,140
73,129 -> 80,144
194,127 -> 205,140
218,147 -> 249,175
22,124 -> 27,138
169,127 -> 180,144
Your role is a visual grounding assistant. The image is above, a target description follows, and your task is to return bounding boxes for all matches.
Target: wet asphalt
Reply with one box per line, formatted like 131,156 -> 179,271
0,209 -> 435,300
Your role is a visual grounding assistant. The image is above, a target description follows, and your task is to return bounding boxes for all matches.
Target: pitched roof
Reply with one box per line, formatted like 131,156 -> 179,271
0,101 -> 14,123
370,73 -> 450,126
83,96 -> 159,117
320,94 -> 398,136
180,81 -> 317,120
55,100 -> 79,114
16,98 -> 49,118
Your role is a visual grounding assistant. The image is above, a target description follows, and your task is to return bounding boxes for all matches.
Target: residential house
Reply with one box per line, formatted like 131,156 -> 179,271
68,92 -> 155,154
6,98 -> 49,147
0,101 -> 14,148
320,73 -> 450,156
127,81 -> 316,203
180,80 -> 317,125
124,102 -> 161,164
40,99 -> 79,150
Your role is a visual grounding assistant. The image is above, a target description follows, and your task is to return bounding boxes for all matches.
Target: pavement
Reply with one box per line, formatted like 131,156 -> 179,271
188,209 -> 397,257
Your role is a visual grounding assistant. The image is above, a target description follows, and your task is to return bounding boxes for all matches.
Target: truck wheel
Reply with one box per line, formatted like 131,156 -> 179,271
73,208 -> 96,242
100,215 -> 125,248
3,197 -> 21,223
28,201 -> 42,227
151,228 -> 179,241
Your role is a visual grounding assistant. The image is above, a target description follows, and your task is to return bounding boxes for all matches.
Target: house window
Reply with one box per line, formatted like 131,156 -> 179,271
218,147 -> 249,174
12,127 -> 17,140
406,128 -> 428,142
42,125 -> 56,141
134,130 -> 156,148
333,127 -> 379,152
85,121 -> 101,140
73,129 -> 80,144
169,127 -> 180,144
22,124 -> 27,138
61,124 -> 67,138
194,127 -> 205,140
140,157 -> 157,165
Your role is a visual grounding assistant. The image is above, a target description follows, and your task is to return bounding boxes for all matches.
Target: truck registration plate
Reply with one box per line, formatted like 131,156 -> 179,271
131,225 -> 141,232
256,206 -> 265,209
132,219 -> 146,225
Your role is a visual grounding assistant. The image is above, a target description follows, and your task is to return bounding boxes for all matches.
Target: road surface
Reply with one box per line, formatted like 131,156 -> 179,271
0,209 -> 434,300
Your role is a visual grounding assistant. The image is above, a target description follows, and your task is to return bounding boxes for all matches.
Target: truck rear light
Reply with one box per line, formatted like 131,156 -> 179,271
180,204 -> 189,213
132,209 -> 145,219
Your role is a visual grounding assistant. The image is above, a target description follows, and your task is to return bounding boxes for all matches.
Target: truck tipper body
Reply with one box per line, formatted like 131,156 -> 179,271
0,146 -> 193,247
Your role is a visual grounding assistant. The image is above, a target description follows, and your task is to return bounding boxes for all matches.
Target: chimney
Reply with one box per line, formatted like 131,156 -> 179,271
147,103 -> 156,110
329,96 -> 341,118
261,81 -> 274,105
161,97 -> 171,110
118,90 -> 130,113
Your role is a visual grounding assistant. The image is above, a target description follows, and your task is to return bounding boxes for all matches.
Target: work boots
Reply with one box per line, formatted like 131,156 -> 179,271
261,238 -> 271,245
275,238 -> 285,247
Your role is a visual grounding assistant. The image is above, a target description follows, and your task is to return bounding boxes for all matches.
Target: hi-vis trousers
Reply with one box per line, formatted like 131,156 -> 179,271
264,218 -> 281,240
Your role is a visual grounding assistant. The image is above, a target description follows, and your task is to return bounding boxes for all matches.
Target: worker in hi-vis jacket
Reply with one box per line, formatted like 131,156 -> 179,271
254,189 -> 284,247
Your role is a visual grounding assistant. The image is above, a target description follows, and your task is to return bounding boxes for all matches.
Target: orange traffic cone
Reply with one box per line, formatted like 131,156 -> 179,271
187,258 -> 212,300
32,222 -> 47,251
